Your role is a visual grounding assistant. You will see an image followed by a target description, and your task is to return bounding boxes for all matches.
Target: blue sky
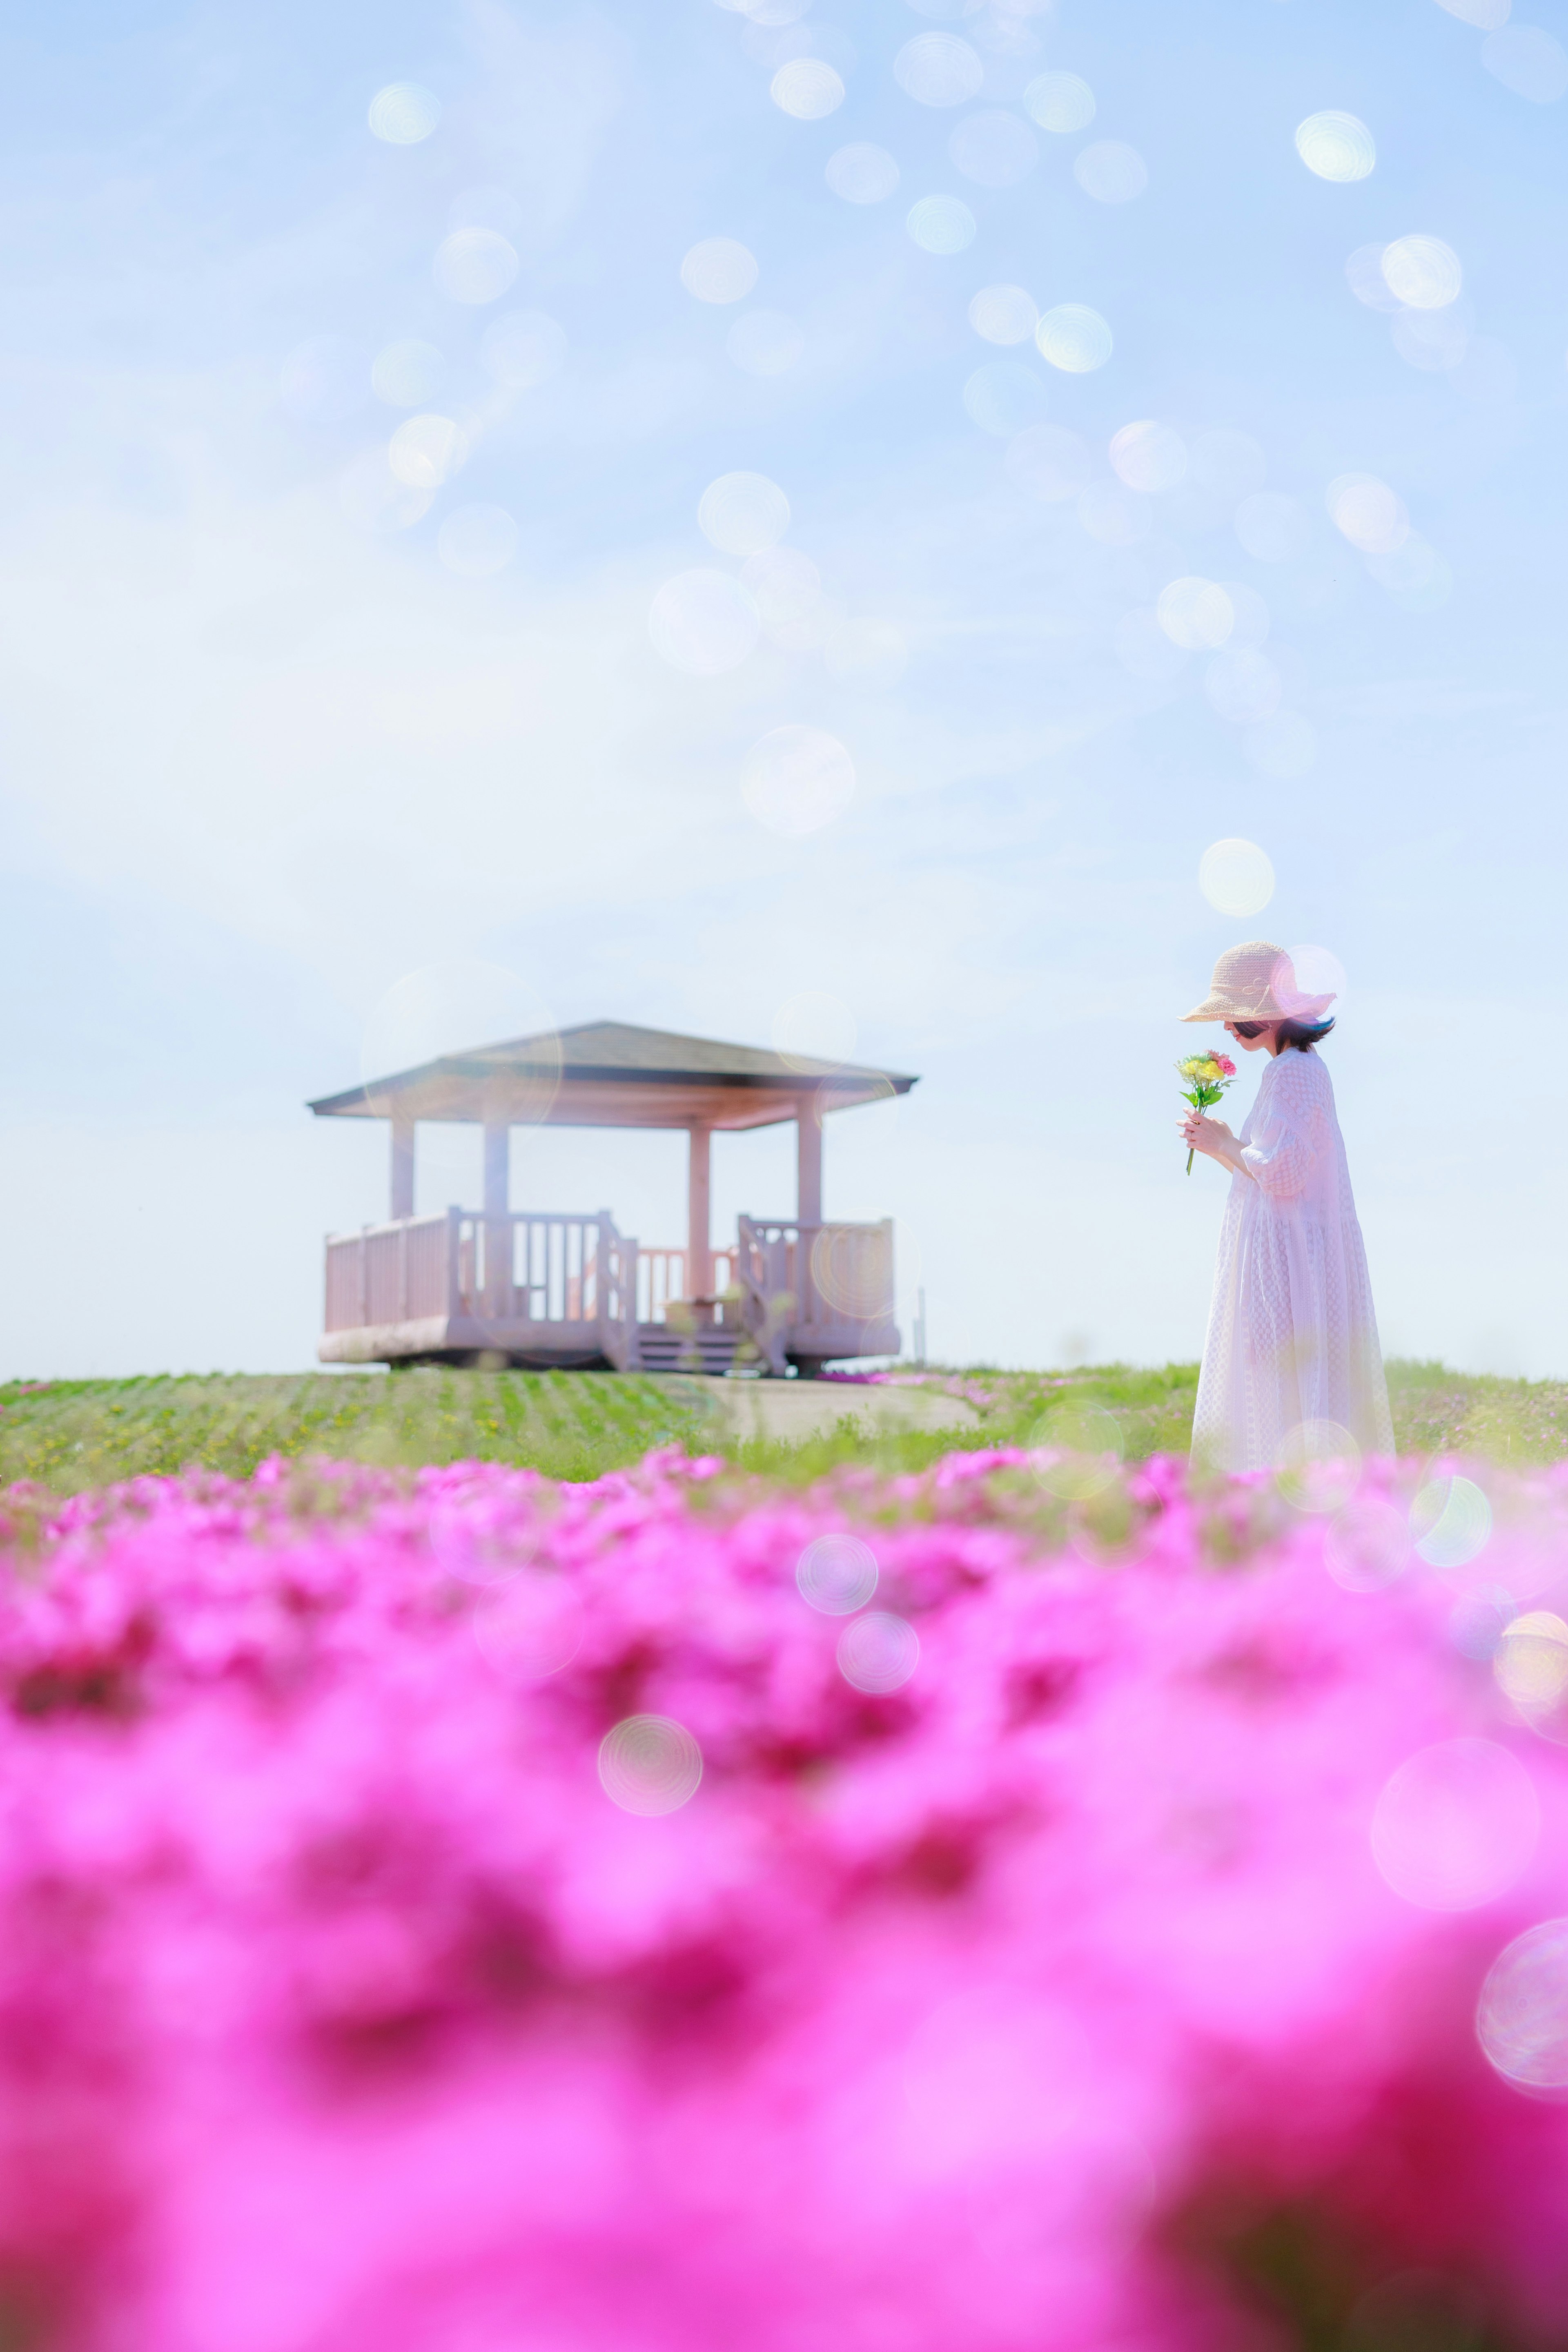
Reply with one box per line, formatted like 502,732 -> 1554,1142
3,0 -> 1567,1378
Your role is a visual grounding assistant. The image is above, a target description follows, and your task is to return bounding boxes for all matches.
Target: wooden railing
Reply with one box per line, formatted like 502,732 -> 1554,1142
325,1210 -> 454,1331
735,1217 -> 897,1373
323,1211 -> 892,1373
323,1210 -> 637,1366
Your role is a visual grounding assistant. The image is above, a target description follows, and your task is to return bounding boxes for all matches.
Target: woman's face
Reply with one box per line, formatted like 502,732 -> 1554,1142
1224,1021 -> 1274,1054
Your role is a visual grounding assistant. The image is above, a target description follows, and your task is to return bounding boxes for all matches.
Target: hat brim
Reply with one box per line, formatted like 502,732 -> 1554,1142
1180,992 -> 1336,1024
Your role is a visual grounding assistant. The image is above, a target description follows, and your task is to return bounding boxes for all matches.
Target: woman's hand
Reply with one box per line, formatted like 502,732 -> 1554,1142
1180,1112 -> 1248,1174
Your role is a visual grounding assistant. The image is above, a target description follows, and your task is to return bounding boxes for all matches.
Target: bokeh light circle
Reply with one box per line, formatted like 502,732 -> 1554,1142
480,310 -> 567,389
1036,305 -> 1113,373
472,1574 -> 585,1684
963,361 -> 1048,437
649,571 -> 760,676
1199,838 -> 1274,917
1029,1401 -> 1124,1501
430,1491 -> 540,1587
825,143 -> 900,203
796,1533 -> 878,1614
837,1612 -> 920,1693
1482,24 -> 1568,102
1392,308 -> 1468,372
438,504 -> 518,577
1244,713 -> 1317,780
597,1716 -> 703,1816
742,547 -> 821,640
434,228 -> 519,305
893,33 -> 984,107
1022,71 -> 1095,133
1372,1738 -> 1539,1911
681,239 -> 759,304
969,285 -> 1038,346
1280,943 -> 1346,1011
1325,1497 -> 1411,1592
388,413 -> 468,489
339,452 -> 432,533
1276,1421 -> 1361,1515
1109,421 -> 1186,493
698,471 -> 790,557
369,83 -> 440,143
1375,538 -> 1454,610
1294,111 -> 1376,182
771,59 -> 844,118
1410,1476 -> 1493,1569
1346,243 -> 1405,314
1495,1613 -> 1568,1716
1478,1919 -> 1568,2090
1073,141 -> 1147,203
1381,236 -> 1463,310
1327,474 -> 1409,555
359,961 -> 560,1121
811,1224 -> 894,1320
1452,1588 -> 1514,1662
906,196 -> 977,254
742,726 -> 855,837
1157,577 -> 1233,651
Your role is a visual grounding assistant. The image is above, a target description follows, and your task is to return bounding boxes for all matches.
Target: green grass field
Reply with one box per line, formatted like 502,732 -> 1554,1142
0,1358 -> 1562,1496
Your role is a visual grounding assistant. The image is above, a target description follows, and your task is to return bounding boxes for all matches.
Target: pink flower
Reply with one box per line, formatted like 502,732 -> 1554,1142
0,1448 -> 1564,2345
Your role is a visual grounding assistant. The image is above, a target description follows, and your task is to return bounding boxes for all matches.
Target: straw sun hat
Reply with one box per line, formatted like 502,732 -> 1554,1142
1183,940 -> 1336,1025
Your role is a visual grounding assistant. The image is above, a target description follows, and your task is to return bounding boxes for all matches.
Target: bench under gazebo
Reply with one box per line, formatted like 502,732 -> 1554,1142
308,1019 -> 917,1378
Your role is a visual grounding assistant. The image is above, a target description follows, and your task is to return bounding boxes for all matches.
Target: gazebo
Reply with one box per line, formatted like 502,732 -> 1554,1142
308,1019 -> 918,1377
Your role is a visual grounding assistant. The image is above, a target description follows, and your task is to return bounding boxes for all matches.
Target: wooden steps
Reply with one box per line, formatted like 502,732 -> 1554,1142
634,1324 -> 746,1377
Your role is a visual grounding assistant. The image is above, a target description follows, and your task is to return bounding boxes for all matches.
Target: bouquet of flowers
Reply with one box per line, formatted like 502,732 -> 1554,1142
1176,1048 -> 1236,1172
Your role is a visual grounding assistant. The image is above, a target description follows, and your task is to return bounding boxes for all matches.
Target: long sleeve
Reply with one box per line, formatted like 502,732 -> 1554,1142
1239,1055 -> 1326,1200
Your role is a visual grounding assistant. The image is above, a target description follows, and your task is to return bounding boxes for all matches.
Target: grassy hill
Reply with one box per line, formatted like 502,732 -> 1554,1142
0,1358 -> 1561,1496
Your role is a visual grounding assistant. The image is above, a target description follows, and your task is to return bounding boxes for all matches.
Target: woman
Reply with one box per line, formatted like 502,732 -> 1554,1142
1180,940 -> 1392,1472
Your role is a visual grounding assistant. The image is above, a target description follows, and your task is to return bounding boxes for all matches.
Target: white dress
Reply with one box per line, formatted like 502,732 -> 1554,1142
1191,1047 -> 1393,1472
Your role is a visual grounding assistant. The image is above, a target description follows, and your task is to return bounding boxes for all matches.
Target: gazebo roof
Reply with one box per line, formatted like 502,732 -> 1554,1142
308,1019 -> 918,1132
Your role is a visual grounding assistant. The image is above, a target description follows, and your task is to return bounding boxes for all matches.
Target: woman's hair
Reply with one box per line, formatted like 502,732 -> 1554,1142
1232,1017 -> 1336,1052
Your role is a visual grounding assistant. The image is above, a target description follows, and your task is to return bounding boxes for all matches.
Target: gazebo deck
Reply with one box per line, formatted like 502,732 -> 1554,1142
316,1208 -> 899,1377
309,1019 -> 914,1378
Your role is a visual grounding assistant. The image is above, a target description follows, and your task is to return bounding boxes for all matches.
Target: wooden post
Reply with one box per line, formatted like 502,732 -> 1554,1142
796,1092 -> 823,1225
390,1112 -> 415,1221
483,1119 -> 510,1217
796,1092 -> 823,1349
688,1125 -> 712,1319
482,1106 -> 511,1321
445,1206 -> 463,1321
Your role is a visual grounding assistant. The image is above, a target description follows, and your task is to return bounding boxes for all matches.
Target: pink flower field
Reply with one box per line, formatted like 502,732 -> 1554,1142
4,1443 -> 1568,2350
